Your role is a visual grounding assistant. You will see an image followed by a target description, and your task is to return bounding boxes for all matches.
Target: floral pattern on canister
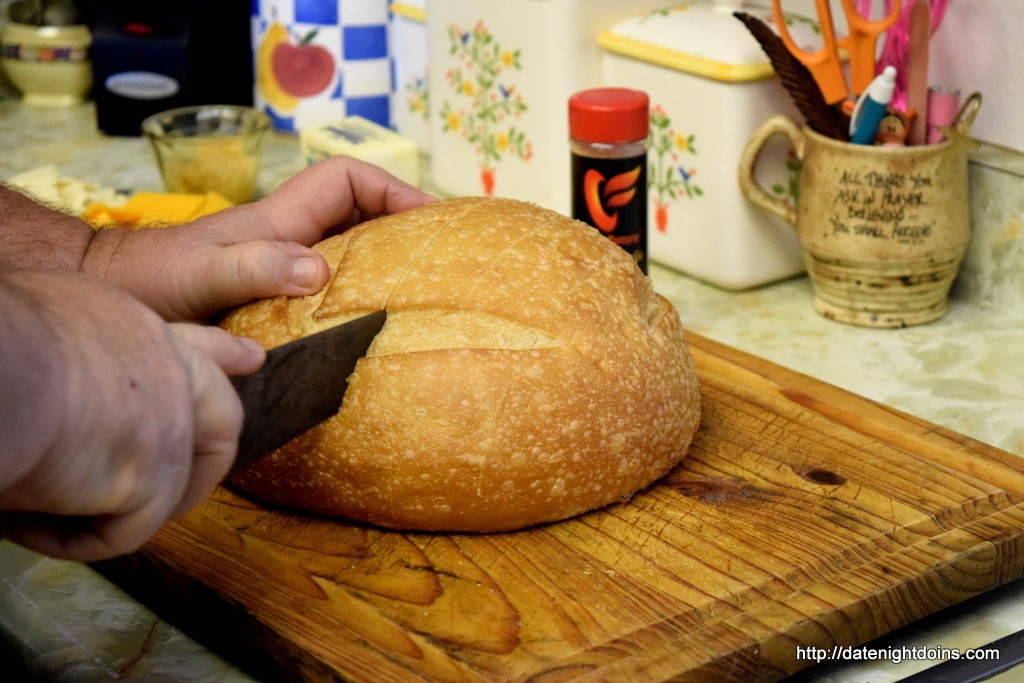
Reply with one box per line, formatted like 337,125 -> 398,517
405,76 -> 429,122
772,149 -> 802,213
648,104 -> 702,233
438,21 -> 532,196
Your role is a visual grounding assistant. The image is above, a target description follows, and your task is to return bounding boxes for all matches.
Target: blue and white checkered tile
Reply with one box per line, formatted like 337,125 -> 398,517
252,0 -> 393,132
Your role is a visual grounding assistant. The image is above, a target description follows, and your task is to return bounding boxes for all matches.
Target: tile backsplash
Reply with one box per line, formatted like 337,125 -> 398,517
954,144 -> 1024,319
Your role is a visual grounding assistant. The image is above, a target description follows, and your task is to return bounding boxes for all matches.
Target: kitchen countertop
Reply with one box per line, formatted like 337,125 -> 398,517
1,99 -> 1023,682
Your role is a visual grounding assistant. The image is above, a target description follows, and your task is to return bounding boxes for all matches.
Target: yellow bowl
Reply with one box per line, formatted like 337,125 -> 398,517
0,22 -> 92,106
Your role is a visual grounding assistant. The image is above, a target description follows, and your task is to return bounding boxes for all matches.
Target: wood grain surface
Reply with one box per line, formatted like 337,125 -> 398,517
95,332 -> 1024,682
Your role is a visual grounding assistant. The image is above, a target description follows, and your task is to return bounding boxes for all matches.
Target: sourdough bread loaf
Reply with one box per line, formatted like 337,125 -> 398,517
220,196 -> 700,531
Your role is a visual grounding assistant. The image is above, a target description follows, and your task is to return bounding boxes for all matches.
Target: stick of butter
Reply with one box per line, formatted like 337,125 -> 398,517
299,116 -> 420,188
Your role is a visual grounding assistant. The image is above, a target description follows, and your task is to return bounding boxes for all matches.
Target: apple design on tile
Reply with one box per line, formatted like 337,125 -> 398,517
272,29 -> 335,98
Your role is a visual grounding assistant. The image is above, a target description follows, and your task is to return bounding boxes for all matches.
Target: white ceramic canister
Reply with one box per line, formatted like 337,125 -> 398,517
391,1 -> 431,153
427,0 -> 667,212
600,0 -> 817,289
252,0 -> 393,133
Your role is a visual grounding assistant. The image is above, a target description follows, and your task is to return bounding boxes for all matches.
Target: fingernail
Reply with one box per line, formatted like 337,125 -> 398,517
290,255 -> 321,289
238,336 -> 266,356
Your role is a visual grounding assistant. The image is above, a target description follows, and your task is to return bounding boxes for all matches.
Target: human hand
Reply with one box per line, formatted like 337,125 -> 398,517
0,271 -> 264,561
81,156 -> 434,322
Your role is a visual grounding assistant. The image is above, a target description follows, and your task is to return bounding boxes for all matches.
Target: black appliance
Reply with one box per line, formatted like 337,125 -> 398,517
82,0 -> 253,136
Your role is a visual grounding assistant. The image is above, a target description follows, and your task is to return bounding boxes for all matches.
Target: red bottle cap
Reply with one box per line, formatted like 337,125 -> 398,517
569,88 -> 649,144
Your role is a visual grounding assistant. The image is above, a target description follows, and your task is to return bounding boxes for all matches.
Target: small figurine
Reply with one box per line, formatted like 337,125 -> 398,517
875,109 -> 913,147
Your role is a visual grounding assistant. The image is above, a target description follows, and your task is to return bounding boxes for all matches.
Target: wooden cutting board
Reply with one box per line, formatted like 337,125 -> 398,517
95,332 -> 1024,682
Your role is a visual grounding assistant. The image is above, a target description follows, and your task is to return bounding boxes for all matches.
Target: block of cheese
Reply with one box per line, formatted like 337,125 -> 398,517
299,116 -> 420,188
83,191 -> 233,228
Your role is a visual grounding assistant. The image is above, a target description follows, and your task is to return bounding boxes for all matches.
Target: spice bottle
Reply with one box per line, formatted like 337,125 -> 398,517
569,87 -> 650,273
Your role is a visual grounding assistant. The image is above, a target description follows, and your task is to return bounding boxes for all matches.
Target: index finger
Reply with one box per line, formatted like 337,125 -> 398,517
167,324 -> 249,517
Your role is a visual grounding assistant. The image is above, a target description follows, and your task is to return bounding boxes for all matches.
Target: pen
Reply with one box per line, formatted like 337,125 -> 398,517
849,66 -> 897,145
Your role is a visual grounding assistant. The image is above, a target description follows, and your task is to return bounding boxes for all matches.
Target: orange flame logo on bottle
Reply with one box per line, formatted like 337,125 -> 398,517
582,166 -> 641,233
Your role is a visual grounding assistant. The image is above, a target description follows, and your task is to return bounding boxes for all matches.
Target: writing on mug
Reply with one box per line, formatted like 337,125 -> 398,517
829,168 -> 935,245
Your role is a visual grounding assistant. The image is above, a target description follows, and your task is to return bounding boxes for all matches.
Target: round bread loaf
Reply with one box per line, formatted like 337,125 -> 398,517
220,196 -> 700,531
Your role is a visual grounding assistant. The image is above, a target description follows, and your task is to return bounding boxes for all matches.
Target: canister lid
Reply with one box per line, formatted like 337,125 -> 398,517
598,0 -> 820,83
569,88 -> 650,143
390,1 -> 426,22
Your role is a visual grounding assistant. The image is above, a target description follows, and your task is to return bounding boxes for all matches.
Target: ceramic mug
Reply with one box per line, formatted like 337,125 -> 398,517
739,114 -> 972,328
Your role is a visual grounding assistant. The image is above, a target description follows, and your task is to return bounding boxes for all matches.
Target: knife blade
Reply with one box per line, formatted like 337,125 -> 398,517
228,309 -> 387,474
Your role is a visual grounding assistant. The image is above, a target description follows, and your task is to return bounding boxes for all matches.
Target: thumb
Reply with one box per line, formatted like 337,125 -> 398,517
189,241 -> 330,316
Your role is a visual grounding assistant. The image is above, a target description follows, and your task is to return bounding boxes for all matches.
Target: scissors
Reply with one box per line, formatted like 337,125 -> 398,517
772,0 -> 902,105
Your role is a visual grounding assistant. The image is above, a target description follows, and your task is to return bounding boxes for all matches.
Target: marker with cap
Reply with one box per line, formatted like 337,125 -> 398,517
849,66 -> 897,145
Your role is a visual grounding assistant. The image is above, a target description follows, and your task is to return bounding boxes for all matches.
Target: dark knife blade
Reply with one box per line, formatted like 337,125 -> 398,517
228,309 -> 387,474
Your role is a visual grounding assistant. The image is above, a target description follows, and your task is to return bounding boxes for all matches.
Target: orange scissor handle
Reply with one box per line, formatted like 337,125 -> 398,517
840,0 -> 902,95
772,0 -> 849,105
